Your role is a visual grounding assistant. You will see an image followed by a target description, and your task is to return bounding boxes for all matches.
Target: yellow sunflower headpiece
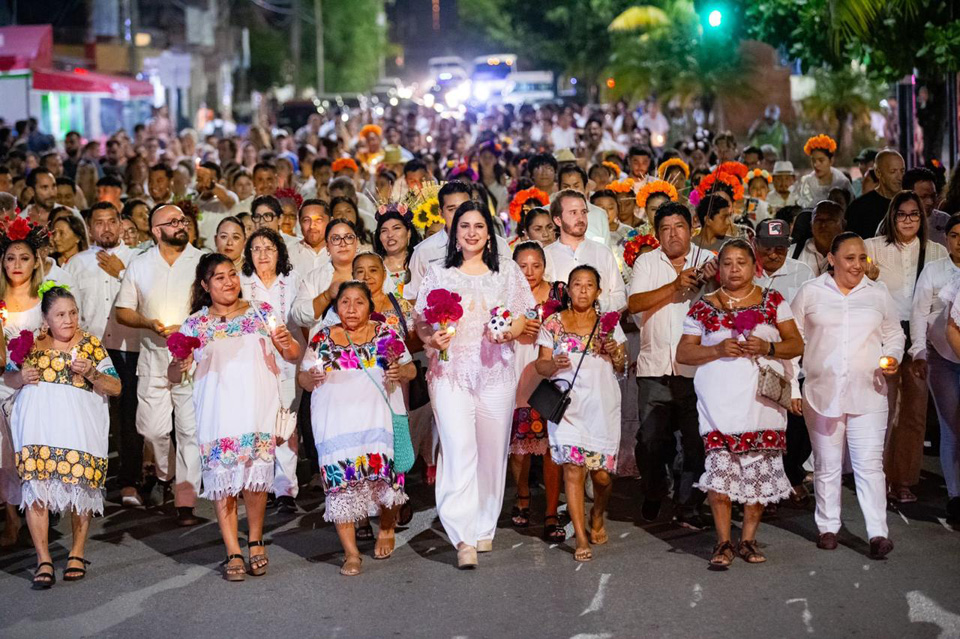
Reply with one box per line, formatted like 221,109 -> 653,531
404,182 -> 445,232
657,157 -> 690,181
636,180 -> 679,209
804,134 -> 837,157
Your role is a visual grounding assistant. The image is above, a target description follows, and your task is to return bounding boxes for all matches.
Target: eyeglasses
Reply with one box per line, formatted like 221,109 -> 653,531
329,234 -> 357,246
155,218 -> 189,229
251,212 -> 277,223
895,210 -> 921,221
251,246 -> 278,255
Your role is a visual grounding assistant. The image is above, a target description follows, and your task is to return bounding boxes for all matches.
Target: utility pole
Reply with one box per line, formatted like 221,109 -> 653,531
291,0 -> 302,96
314,0 -> 324,94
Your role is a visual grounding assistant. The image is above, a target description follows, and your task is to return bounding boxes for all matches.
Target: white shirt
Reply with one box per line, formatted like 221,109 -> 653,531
291,261 -> 335,330
865,236 -> 948,321
230,196 -> 253,216
756,258 -> 815,303
791,239 -> 830,277
197,190 -> 240,246
548,193 -> 610,245
44,258 -> 77,291
240,270 -> 305,380
550,126 -> 577,151
791,273 -> 905,417
628,246 -> 714,378
288,241 -> 330,277
64,244 -> 142,352
928,209 -> 951,247
115,244 -> 204,376
544,236 -> 626,312
909,257 -> 960,363
766,188 -> 796,211
403,228 -> 513,301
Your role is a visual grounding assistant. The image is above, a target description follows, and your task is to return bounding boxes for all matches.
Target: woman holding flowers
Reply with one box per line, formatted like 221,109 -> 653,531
676,239 -> 803,567
299,281 -> 415,576
414,200 -> 534,569
535,266 -> 627,562
7,284 -> 121,588
171,253 -> 301,581
796,135 -> 852,209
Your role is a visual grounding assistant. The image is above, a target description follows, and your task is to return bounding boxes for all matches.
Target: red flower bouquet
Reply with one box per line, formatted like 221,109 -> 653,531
621,232 -> 660,268
8,329 -> 34,367
166,332 -> 201,360
599,311 -> 620,338
540,299 -> 562,319
423,288 -> 463,361
731,309 -> 765,338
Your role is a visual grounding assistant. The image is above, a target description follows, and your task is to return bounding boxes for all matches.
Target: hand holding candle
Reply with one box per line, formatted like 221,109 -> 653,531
879,355 -> 898,375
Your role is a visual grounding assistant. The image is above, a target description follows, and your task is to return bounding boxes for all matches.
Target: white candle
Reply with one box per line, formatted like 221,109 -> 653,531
879,356 -> 895,370
267,315 -> 278,333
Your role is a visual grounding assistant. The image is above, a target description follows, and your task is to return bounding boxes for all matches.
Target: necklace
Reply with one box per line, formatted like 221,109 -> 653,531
719,285 -> 757,305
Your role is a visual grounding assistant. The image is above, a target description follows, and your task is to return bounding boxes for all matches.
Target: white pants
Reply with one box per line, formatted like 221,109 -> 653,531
431,379 -> 515,548
137,376 -> 200,507
274,376 -> 301,498
803,401 -> 889,539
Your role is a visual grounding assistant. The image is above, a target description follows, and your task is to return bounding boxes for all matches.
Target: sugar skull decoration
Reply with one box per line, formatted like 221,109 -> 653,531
487,306 -> 512,340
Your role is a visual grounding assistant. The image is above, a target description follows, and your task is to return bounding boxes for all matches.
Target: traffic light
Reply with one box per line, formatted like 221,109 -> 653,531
707,9 -> 722,28
694,1 -> 734,34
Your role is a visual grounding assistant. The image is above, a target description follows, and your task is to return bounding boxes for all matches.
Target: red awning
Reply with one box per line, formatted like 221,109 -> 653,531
32,68 -> 153,99
0,25 -> 53,72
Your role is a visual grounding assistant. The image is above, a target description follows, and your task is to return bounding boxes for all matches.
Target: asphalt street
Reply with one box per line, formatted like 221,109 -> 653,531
1,458 -> 958,639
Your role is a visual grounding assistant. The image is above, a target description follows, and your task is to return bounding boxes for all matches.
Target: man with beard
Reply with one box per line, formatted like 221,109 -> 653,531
582,117 -> 624,163
116,204 -> 204,525
288,198 -> 331,275
23,169 -> 57,225
66,202 -> 145,507
627,201 -> 718,528
195,161 -> 239,245
62,130 -> 82,179
544,189 -> 625,312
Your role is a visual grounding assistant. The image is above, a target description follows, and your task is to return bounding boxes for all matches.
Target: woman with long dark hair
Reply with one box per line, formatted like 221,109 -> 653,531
373,209 -> 421,307
172,253 -> 300,581
414,201 -> 534,569
330,196 -> 374,248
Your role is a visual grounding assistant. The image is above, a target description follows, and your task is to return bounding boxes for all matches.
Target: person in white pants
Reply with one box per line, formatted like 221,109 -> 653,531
791,232 -> 904,559
414,200 -> 535,569
116,204 -> 205,526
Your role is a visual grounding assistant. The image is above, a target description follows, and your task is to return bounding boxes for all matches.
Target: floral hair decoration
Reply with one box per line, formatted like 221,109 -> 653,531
38,280 -> 70,298
446,163 -> 478,182
804,134 -> 837,157
509,187 -> 550,223
601,161 -> 622,177
274,187 -> 304,210
657,157 -> 690,180
477,140 -> 502,157
636,180 -> 679,209
332,158 -> 359,173
607,178 -> 636,194
360,124 -> 383,138
0,216 -> 49,253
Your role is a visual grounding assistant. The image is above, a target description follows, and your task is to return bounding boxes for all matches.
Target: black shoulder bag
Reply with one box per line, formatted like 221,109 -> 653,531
528,315 -> 601,424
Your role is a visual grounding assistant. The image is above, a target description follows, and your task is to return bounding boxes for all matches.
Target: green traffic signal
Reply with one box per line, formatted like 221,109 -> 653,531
707,9 -> 722,28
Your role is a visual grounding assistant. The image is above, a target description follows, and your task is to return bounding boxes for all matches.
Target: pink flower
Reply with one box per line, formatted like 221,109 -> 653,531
732,309 -> 765,337
8,329 -> 34,366
167,332 -> 201,359
338,351 -> 360,369
599,311 -> 620,336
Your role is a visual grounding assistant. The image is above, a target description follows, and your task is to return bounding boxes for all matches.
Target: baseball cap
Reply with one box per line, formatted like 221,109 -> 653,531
772,161 -> 794,176
755,219 -> 791,247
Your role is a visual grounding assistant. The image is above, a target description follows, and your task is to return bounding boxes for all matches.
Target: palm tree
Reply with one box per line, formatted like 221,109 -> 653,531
801,65 -> 886,162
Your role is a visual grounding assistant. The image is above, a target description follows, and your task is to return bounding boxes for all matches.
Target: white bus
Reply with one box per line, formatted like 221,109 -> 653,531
470,54 -> 518,103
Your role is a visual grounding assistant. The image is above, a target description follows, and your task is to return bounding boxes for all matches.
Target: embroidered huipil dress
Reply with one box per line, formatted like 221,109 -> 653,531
683,290 -> 794,504
0,303 -> 44,507
537,315 -> 626,472
10,331 -> 117,515
179,301 -> 279,500
305,321 -> 411,523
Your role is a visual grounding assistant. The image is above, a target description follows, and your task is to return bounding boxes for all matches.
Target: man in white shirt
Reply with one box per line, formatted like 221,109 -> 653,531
556,165 -> 611,246
115,204 -> 204,526
404,181 -> 512,302
550,110 -> 577,152
66,202 -> 145,507
627,201 -> 717,527
638,102 -> 670,148
195,161 -> 239,246
754,219 -> 815,498
288,199 -> 331,276
544,190 -> 625,312
767,161 -> 797,212
790,200 -> 845,277
147,164 -> 174,207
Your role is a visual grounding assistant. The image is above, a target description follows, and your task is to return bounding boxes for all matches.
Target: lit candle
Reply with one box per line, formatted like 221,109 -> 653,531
267,315 -> 278,333
879,356 -> 896,370
537,306 -> 544,321
446,325 -> 457,336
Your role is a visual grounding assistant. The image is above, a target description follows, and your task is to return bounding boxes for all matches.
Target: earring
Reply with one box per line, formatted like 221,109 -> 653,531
38,325 -> 48,339
456,241 -> 462,252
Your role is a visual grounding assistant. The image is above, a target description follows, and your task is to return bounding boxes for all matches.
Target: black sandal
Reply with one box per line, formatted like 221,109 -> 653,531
222,553 -> 246,582
247,540 -> 268,577
63,556 -> 91,582
542,515 -> 566,543
511,494 -> 531,528
32,561 -> 55,590
356,521 -> 375,541
397,502 -> 414,527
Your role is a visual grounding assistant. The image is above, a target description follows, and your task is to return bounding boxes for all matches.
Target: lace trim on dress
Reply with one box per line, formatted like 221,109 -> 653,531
323,478 -> 408,524
21,478 -> 103,515
694,449 -> 792,505
201,460 -> 274,501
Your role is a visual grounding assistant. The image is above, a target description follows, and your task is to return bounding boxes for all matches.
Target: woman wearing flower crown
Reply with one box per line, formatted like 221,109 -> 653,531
172,253 -> 300,582
676,239 -> 804,567
0,217 -> 51,549
796,135 -> 852,209
7,283 -> 121,588
373,207 -> 421,310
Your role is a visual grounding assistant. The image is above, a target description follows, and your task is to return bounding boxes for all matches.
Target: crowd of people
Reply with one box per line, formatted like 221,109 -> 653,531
0,103 -> 958,587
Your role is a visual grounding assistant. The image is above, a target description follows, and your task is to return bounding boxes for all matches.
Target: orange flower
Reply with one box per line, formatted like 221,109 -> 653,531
804,134 -> 837,156
717,161 -> 748,181
636,179 -> 679,209
607,178 -> 636,194
360,124 -> 383,138
601,161 -> 622,177
744,168 -> 773,185
331,158 -> 359,173
509,187 -> 550,223
696,171 -> 744,201
657,157 -> 690,180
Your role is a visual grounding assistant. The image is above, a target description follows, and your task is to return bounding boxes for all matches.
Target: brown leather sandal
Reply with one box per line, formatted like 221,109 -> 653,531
710,541 -> 736,567
738,539 -> 767,564
247,540 -> 268,576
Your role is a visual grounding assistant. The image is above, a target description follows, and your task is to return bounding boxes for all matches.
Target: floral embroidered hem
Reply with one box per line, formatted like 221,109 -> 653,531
324,479 -> 408,524
702,429 -> 786,454
510,407 -> 548,456
550,444 -> 617,473
16,444 -> 108,490
200,432 -> 275,471
321,452 -> 404,494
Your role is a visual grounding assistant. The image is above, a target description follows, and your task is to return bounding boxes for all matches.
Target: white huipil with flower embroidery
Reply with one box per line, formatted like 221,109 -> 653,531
304,321 -> 411,523
179,301 -> 280,500
537,315 -> 626,472
10,331 -> 117,515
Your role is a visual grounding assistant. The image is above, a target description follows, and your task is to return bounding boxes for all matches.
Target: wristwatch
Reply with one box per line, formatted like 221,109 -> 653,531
767,341 -> 776,357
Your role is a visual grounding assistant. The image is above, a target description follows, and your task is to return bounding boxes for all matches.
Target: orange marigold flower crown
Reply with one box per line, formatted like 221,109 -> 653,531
657,157 -> 690,180
331,158 -> 359,173
607,178 -> 636,194
744,168 -> 773,185
360,124 -> 383,138
717,161 -> 749,181
509,187 -> 550,223
804,134 -> 837,156
696,171 -> 745,202
636,180 -> 679,209
601,161 -> 622,177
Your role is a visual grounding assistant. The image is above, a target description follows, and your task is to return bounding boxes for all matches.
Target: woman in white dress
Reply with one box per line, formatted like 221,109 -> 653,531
795,135 -> 852,208
0,219 -> 47,548
373,209 -> 421,319
535,265 -> 627,562
299,281 -> 415,576
677,239 -> 803,567
8,285 -> 121,588
240,227 -> 305,515
414,200 -> 534,569
173,253 -> 300,581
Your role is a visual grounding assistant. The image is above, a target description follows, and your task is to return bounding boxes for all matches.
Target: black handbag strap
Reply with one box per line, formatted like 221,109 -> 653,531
558,313 -> 602,395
